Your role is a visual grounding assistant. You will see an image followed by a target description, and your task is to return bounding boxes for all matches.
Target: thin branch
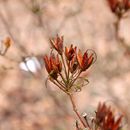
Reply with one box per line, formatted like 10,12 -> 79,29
51,79 -> 66,93
0,12 -> 27,54
70,70 -> 81,87
68,93 -> 88,128
55,79 -> 66,89
59,72 -> 66,84
61,54 -> 68,82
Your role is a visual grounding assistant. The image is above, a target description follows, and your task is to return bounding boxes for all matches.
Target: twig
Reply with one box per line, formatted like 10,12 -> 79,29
68,93 -> 88,128
61,54 -> 68,82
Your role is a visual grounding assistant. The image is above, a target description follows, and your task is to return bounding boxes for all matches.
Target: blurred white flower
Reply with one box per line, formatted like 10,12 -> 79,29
19,56 -> 41,73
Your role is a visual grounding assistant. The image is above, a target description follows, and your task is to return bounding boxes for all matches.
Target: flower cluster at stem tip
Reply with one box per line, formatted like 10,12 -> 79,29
43,35 -> 97,93
95,103 -> 122,130
76,102 -> 123,130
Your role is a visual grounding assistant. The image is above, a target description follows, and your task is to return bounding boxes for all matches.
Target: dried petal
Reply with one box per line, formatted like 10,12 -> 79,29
77,49 -> 83,68
108,0 -> 130,16
0,37 -> 12,55
96,102 -> 122,130
43,54 -> 62,79
69,56 -> 78,73
65,44 -> 77,61
50,35 -> 63,55
43,55 -> 52,73
77,50 -> 95,71
4,37 -> 11,48
108,0 -> 118,12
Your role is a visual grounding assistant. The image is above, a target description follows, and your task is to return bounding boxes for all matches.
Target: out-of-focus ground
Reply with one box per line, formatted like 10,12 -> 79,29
0,0 -> 130,130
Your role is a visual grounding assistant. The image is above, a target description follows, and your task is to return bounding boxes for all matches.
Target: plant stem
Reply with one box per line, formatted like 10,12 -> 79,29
55,79 -> 66,89
61,55 -> 68,81
68,93 -> 87,128
59,72 -> 66,84
67,61 -> 70,78
70,70 -> 81,87
51,79 -> 66,93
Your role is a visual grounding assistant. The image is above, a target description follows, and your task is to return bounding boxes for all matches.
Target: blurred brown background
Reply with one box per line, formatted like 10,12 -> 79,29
0,0 -> 130,130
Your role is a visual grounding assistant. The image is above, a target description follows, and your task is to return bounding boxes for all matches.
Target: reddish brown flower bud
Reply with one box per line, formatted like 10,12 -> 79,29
43,55 -> 52,73
43,54 -> 62,79
108,0 -> 118,12
65,44 -> 77,61
4,37 -> 12,48
77,49 -> 94,71
51,54 -> 62,73
123,0 -> 130,9
96,102 -> 122,130
69,56 -> 78,73
50,35 -> 63,55
108,0 -> 130,17
0,37 -> 12,55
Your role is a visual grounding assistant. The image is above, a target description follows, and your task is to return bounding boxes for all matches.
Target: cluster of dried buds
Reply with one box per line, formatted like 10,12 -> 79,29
107,0 -> 130,17
95,103 -> 122,130
43,35 -> 96,93
76,102 -> 123,130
